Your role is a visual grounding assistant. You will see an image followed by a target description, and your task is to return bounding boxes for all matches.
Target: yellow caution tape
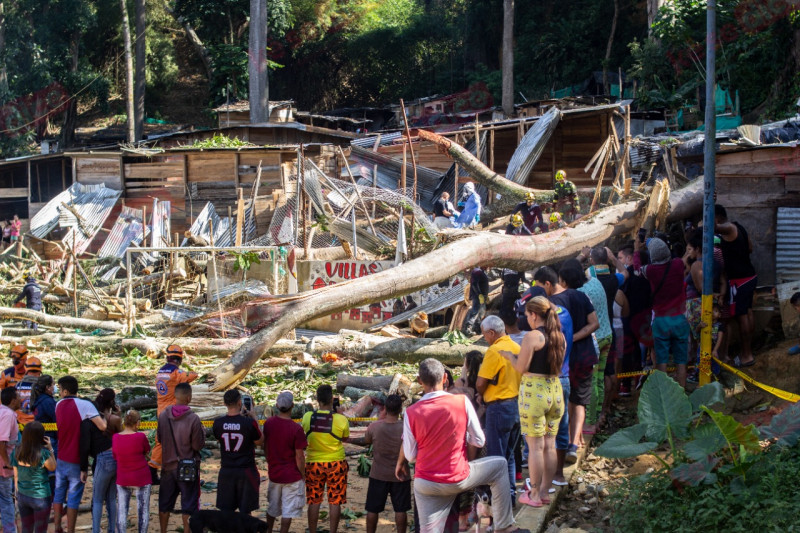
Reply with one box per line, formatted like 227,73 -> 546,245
711,356 -> 800,403
26,417 -> 380,432
615,366 -> 695,379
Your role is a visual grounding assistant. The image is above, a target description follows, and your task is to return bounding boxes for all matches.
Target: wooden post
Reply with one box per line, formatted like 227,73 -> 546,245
474,116 -> 481,158
61,158 -> 66,190
454,163 -> 459,200
142,204 -> 147,247
489,129 -> 495,172
208,219 -> 227,339
517,120 -> 524,146
618,66 -> 623,97
303,193 -> 310,259
399,99 -> 419,255
624,102 -> 632,195
235,188 -> 244,247
401,142 -> 407,190
72,232 -> 78,318
119,155 -> 127,196
126,249 -> 133,331
227,206 -> 234,245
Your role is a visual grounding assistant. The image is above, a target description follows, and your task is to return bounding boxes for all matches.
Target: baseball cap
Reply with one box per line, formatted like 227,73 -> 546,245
276,390 -> 294,412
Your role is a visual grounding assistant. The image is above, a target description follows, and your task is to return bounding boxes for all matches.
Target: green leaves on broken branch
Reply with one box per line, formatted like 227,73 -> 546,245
596,371 -> 800,488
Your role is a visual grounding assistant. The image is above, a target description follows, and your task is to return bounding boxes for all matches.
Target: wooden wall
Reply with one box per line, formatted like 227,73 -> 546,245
75,156 -> 122,189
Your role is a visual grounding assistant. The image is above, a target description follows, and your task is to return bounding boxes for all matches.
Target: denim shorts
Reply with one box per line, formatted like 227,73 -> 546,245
54,460 -> 85,509
652,314 -> 690,366
555,377 -> 571,450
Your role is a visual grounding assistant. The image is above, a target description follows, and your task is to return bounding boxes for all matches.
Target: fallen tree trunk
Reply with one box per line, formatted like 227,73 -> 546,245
207,183 -> 705,390
0,307 -> 125,332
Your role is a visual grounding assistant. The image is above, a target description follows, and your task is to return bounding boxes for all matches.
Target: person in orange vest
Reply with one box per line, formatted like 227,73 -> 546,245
149,345 -> 198,478
0,344 -> 28,389
15,356 -> 42,425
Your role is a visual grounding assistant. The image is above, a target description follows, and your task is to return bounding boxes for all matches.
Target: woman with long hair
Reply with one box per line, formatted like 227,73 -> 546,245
112,410 -> 151,533
82,388 -> 122,533
12,421 -> 56,533
501,296 -> 566,507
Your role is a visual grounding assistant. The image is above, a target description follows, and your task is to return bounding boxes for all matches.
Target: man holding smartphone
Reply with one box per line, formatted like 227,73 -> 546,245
212,389 -> 263,514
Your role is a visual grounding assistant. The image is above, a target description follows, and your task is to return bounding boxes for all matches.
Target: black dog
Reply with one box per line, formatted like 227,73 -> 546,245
189,510 -> 268,533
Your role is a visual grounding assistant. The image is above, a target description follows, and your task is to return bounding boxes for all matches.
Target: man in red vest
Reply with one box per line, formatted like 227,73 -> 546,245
397,358 -> 521,533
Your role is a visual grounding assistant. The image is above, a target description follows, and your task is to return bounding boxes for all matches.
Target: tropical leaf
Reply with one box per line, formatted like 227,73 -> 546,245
594,423 -> 658,459
760,402 -> 800,448
670,456 -> 720,487
689,382 -> 725,412
701,406 -> 761,455
638,371 -> 693,443
684,423 -> 727,461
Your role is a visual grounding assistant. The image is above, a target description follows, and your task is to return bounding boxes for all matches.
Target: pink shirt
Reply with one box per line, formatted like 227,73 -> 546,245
9,220 -> 20,238
112,432 -> 152,487
0,405 -> 18,478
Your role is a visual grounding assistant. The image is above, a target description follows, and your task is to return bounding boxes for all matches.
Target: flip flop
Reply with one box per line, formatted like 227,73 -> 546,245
733,356 -> 755,368
552,479 -> 568,486
519,491 -> 543,508
540,497 -> 551,504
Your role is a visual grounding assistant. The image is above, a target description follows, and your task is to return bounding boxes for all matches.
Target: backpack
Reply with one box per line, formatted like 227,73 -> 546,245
305,411 -> 343,441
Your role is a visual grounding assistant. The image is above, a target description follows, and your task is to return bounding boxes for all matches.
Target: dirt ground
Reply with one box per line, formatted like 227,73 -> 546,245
74,441 -> 404,532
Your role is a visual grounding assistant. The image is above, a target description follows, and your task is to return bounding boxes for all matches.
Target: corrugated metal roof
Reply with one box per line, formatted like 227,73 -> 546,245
182,202 -> 233,248
161,301 -> 207,322
207,279 -> 271,305
505,107 -> 562,184
53,184 -> 122,254
30,183 -> 110,238
150,199 -> 172,253
776,207 -> 800,283
95,206 -> 144,281
351,132 -> 404,148
369,283 -> 465,330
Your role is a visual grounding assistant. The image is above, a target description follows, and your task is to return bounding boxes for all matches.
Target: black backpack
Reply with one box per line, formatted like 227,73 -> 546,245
305,411 -> 343,441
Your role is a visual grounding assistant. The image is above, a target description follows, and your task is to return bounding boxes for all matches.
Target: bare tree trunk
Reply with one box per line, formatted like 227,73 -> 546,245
647,0 -> 664,35
0,307 -> 125,332
501,0 -> 514,117
133,0 -> 146,140
60,32 -> 80,147
164,2 -> 214,81
120,0 -> 135,143
603,0 -> 619,96
0,3 -> 8,98
248,0 -> 268,123
206,181 -> 705,390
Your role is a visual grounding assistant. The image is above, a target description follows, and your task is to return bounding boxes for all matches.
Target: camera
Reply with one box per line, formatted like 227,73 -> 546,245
242,394 -> 253,412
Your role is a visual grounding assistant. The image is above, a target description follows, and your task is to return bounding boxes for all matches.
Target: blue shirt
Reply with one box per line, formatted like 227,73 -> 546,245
556,306 -> 573,378
455,192 -> 481,228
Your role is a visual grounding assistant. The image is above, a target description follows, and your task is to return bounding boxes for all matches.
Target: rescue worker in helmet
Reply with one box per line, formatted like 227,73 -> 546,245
511,191 -> 545,233
16,356 -> 42,425
0,344 -> 28,389
148,345 -> 198,479
553,169 -> 579,221
548,211 -> 566,231
506,213 -> 533,235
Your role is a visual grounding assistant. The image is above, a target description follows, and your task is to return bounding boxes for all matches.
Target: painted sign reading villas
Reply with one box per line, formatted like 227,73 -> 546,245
297,260 -> 458,332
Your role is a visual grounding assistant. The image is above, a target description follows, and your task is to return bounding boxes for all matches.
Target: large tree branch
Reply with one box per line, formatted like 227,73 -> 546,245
0,307 -> 125,332
206,180 -> 700,390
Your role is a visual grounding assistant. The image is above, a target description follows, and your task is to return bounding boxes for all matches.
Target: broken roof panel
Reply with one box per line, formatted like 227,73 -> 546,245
30,183 -> 120,239
183,202 -> 233,247
505,107 -> 562,184
96,206 -> 145,281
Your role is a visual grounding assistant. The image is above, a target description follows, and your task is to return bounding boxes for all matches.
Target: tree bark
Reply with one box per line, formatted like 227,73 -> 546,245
0,307 -> 125,332
248,0 -> 268,123
501,0 -> 514,117
134,0 -> 146,140
0,2 -> 7,98
647,0 -> 664,34
164,2 -> 214,81
206,183 -> 705,390
120,0 -> 135,143
60,32 -> 80,147
603,0 -> 619,96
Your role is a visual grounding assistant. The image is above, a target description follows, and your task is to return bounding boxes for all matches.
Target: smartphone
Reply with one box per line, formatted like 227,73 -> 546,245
638,228 -> 647,243
332,397 -> 341,413
242,394 -> 253,412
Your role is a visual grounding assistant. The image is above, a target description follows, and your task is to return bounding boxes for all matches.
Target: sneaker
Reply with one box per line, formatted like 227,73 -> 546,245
516,472 -> 523,481
619,383 -> 631,397
565,444 -> 579,464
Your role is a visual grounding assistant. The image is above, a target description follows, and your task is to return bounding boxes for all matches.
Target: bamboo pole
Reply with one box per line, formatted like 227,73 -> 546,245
401,141 -> 407,190
208,219 -> 227,339
399,99 -> 419,255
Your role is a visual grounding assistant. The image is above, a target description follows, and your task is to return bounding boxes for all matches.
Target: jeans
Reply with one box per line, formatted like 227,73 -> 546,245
17,492 -> 51,533
484,398 -> 520,503
54,459 -> 85,509
0,476 -> 16,533
462,300 -> 486,335
116,485 -> 151,533
414,456 -> 513,532
555,377 -> 571,450
91,450 -> 117,533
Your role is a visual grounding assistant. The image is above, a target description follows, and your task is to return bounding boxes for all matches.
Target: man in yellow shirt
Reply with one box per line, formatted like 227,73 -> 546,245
476,315 -> 522,506
301,384 -> 350,533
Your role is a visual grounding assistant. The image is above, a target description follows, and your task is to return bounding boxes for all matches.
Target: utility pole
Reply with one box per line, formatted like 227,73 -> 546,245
699,0 -> 716,386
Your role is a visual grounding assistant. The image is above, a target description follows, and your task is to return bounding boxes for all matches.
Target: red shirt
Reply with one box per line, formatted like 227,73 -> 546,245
112,432 -> 152,487
263,416 -> 307,484
55,397 -> 100,464
406,393 -> 471,484
635,255 -> 687,317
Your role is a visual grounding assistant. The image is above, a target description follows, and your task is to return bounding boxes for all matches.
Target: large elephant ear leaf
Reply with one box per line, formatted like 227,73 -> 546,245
595,423 -> 658,459
689,382 -> 725,412
701,406 -> 761,454
670,457 -> 720,487
760,402 -> 800,448
638,371 -> 693,442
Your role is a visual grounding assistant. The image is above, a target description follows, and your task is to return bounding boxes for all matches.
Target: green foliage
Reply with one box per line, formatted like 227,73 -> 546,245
190,133 -> 253,148
637,371 -> 693,444
442,330 -> 473,346
231,250 -> 262,273
357,446 -> 372,477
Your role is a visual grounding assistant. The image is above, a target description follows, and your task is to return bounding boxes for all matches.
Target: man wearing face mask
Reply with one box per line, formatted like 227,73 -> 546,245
0,344 -> 28,389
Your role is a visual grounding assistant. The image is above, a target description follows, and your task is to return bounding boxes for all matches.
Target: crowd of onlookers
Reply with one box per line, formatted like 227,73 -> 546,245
0,203 -> 759,533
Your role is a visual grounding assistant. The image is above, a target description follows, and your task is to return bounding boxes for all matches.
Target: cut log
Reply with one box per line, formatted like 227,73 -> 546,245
206,181 -> 704,390
0,307 -> 125,332
336,373 -> 395,392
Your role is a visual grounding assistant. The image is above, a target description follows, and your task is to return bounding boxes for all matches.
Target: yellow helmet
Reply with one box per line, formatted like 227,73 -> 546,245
525,192 -> 536,203
555,170 -> 567,181
511,213 -> 524,228
549,212 -> 562,225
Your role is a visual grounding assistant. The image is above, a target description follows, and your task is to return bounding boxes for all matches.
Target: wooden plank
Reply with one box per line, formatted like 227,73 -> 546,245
0,188 -> 28,198
235,188 -> 244,247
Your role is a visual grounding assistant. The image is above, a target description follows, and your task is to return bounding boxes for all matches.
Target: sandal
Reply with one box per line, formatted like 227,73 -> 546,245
519,490 -> 543,508
733,356 -> 755,368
